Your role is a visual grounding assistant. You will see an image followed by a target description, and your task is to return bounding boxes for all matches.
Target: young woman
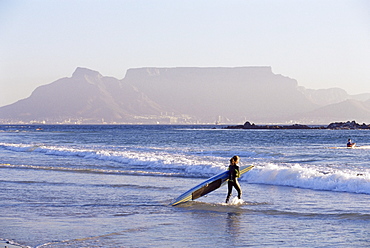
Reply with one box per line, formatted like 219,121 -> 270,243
225,155 -> 242,203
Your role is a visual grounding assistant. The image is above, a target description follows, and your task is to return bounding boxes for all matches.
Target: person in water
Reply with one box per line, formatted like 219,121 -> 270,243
347,139 -> 356,147
225,155 -> 242,203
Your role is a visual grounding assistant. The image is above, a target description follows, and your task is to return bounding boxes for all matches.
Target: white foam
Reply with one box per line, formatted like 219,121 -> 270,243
0,142 -> 226,176
244,163 -> 370,195
229,197 -> 245,205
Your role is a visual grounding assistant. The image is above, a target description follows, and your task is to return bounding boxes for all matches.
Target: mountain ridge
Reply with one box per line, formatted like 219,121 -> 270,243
0,67 -> 169,123
1,67 -> 370,124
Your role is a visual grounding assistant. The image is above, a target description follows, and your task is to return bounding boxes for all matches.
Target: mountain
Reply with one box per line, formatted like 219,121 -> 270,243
298,87 -> 370,106
1,66 -> 370,124
293,99 -> 370,124
0,68 -> 168,123
123,67 -> 319,123
298,87 -> 349,106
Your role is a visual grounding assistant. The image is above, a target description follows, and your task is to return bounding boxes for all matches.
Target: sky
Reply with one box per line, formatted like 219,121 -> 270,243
1,0 -> 369,107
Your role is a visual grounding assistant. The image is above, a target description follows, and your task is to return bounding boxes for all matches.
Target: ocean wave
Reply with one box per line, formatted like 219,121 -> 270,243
2,142 -> 370,195
0,142 -> 227,176
0,163 -> 179,177
244,163 -> 370,195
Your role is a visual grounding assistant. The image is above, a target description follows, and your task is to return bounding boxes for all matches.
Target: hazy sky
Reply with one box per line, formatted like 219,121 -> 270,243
1,0 -> 369,107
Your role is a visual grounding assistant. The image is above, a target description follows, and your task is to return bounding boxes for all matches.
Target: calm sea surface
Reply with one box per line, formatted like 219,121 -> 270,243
1,125 -> 370,247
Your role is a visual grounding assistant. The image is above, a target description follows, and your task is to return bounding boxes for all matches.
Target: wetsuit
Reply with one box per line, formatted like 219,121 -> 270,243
225,164 -> 242,203
347,142 -> 354,147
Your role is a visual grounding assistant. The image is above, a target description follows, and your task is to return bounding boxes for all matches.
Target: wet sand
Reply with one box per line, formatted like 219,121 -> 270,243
0,240 -> 25,248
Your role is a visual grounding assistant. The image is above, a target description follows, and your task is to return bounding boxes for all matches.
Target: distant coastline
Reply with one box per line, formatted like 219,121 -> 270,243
224,120 -> 370,130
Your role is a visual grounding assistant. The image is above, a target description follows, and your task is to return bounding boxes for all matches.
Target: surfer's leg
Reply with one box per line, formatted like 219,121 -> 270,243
226,181 -> 233,203
235,180 -> 242,199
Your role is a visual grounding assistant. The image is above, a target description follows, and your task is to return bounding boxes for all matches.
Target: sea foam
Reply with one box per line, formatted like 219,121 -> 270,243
0,142 -> 225,176
245,163 -> 370,195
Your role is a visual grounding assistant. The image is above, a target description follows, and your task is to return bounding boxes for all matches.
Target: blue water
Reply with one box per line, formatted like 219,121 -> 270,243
1,125 -> 370,247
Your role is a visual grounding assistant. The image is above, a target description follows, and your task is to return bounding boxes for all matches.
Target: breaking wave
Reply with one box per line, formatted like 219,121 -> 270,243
1,142 -> 370,195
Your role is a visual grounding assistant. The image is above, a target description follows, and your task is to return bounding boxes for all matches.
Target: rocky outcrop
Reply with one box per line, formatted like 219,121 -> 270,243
225,121 -> 370,130
326,121 -> 370,130
225,121 -> 317,129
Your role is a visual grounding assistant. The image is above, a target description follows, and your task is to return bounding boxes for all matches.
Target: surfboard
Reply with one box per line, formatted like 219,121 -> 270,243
329,145 -> 370,149
171,165 -> 254,206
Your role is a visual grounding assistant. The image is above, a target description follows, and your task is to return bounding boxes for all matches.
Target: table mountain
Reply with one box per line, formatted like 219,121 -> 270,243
1,66 -> 370,124
123,67 -> 319,123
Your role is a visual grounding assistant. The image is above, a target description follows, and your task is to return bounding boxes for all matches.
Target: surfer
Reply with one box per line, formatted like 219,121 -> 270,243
225,155 -> 242,203
347,139 -> 356,147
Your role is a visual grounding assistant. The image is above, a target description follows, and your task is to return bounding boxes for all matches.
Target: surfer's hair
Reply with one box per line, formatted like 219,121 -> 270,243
230,155 -> 240,165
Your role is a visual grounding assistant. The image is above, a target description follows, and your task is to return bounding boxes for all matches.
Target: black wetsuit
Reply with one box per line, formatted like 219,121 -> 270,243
225,164 -> 242,203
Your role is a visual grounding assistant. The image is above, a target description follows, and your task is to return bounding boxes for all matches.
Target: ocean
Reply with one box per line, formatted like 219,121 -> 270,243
1,124 -> 370,247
